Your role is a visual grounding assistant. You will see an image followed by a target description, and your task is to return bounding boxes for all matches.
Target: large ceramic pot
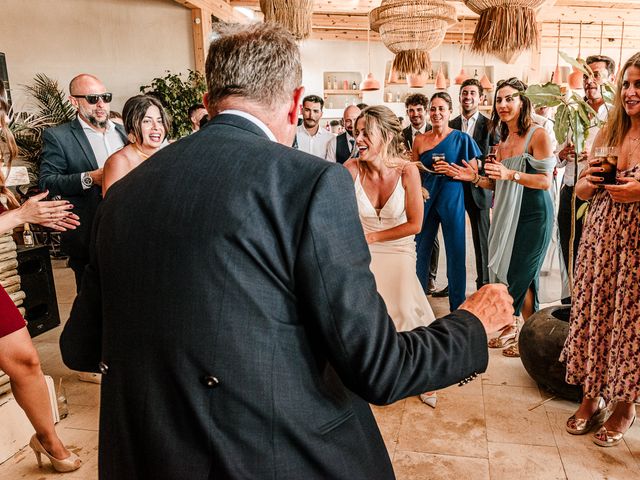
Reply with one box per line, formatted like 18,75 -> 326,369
518,305 -> 582,402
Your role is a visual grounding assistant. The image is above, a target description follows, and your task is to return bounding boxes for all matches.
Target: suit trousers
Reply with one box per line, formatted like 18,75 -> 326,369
463,185 -> 490,290
557,185 -> 585,303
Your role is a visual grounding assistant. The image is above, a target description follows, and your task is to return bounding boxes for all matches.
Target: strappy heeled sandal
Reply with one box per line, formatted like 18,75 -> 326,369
488,323 -> 518,349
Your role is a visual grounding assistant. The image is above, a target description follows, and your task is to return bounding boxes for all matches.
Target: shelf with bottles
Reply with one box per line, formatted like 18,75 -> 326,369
323,72 -> 362,95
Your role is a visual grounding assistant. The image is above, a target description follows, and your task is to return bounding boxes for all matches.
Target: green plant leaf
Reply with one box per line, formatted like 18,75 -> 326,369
559,52 -> 591,76
553,103 -> 569,145
576,202 -> 589,220
519,83 -> 563,107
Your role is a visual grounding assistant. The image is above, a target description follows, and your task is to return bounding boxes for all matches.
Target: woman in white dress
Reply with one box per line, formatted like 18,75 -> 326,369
344,106 -> 437,407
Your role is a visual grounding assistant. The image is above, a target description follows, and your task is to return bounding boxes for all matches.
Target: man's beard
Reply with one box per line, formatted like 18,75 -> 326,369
87,114 -> 108,129
303,119 -> 317,129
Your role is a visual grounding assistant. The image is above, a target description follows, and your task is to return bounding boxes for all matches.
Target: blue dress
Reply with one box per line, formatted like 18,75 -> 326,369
416,130 -> 482,311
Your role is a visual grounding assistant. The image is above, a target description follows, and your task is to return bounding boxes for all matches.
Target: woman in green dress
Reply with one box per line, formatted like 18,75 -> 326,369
442,78 -> 555,357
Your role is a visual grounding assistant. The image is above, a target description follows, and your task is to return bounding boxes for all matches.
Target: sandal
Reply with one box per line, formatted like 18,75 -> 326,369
502,344 -> 520,357
488,324 -> 518,349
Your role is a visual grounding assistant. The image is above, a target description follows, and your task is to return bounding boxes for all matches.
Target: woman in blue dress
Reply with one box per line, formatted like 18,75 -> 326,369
412,92 -> 481,311
444,78 -> 555,357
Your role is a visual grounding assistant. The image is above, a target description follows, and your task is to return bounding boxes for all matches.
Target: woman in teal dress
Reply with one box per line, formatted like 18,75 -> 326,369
444,78 -> 555,357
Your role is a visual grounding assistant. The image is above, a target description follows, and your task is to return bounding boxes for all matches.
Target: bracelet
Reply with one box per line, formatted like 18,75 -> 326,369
471,172 -> 481,186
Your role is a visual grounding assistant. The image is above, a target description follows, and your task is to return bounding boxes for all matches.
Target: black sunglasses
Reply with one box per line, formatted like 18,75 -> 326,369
71,93 -> 112,104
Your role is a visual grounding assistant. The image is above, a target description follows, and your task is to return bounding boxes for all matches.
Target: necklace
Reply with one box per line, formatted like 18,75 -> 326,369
133,144 -> 150,160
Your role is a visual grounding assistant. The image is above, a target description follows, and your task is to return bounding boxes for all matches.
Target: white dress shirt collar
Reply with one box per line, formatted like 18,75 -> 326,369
218,109 -> 277,142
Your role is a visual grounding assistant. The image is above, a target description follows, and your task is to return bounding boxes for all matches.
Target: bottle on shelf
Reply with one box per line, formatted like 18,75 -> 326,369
23,223 -> 34,247
343,79 -> 349,90
395,92 -> 401,102
385,91 -> 393,103
474,69 -> 479,79
351,81 -> 357,90
332,76 -> 337,90
326,76 -> 331,90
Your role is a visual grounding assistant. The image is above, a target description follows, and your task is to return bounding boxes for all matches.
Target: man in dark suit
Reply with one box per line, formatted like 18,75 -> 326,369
325,104 -> 360,163
402,93 -> 439,294
60,24 -> 514,480
39,74 -> 126,291
449,78 -> 496,291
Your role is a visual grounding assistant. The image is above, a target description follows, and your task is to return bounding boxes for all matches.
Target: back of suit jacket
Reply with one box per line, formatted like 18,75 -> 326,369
39,119 -> 126,262
61,114 -> 489,480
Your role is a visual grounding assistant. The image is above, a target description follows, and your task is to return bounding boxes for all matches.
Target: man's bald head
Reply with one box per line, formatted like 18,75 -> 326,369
68,74 -> 111,131
342,105 -> 361,136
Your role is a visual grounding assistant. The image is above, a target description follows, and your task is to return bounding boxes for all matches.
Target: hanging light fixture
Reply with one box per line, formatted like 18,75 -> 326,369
435,43 -> 447,89
370,0 -> 457,76
479,55 -> 493,90
464,0 -> 544,57
552,20 -> 562,85
568,21 -> 584,89
455,18 -> 469,85
360,28 -> 381,91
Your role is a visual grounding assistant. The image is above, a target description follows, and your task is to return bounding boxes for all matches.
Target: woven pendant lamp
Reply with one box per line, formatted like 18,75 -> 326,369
370,0 -> 457,76
464,0 -> 544,56
259,0 -> 313,40
568,21 -> 584,89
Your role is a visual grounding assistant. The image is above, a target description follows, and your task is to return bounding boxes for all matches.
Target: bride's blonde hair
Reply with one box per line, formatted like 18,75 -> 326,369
0,83 -> 19,209
355,106 -> 428,200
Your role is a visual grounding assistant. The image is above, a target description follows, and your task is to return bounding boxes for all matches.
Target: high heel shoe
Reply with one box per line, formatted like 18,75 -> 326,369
593,414 -> 636,447
565,398 -> 607,435
419,392 -> 437,408
29,434 -> 82,472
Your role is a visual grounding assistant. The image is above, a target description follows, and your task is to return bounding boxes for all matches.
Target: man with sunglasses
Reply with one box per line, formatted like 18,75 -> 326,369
40,74 -> 127,295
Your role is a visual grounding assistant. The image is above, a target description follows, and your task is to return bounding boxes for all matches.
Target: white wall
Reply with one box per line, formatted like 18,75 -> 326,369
0,0 -> 194,112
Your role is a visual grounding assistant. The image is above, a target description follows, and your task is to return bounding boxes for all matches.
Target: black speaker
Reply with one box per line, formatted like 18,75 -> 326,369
17,245 -> 61,337
0,52 -> 11,107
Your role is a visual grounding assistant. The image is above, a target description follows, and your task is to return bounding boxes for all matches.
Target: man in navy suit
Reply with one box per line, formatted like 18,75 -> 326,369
449,78 -> 497,291
60,23 -> 514,480
39,74 -> 127,291
325,104 -> 360,163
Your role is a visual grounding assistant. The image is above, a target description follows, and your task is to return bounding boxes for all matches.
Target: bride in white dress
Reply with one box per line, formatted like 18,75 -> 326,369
344,106 -> 437,407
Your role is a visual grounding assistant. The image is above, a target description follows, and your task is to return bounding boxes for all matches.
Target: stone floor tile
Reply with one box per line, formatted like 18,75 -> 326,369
393,450 -> 490,480
482,348 -> 539,388
488,442 -> 566,480
372,399 -> 406,459
483,384 -> 556,447
396,394 -> 487,458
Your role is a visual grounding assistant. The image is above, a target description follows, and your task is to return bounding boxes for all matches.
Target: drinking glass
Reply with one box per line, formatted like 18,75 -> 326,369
431,153 -> 446,175
591,147 -> 618,186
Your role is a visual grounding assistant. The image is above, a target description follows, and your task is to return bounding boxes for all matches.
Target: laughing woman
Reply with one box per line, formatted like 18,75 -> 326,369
102,95 -> 170,195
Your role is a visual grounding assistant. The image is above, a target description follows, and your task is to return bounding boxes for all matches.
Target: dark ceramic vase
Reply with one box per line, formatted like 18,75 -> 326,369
518,305 -> 582,402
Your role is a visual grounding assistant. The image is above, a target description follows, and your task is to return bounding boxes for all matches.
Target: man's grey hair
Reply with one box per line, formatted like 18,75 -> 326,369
205,23 -> 302,112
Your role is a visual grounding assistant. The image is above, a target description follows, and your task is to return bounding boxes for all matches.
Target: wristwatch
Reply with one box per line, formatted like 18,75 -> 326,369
81,172 -> 93,189
512,171 -> 521,183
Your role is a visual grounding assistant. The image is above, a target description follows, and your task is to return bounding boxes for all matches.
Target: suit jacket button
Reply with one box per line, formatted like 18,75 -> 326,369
98,362 -> 109,375
201,375 -> 219,388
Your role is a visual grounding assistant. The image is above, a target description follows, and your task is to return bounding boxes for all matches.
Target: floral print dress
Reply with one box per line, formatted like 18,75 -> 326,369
561,164 -> 640,403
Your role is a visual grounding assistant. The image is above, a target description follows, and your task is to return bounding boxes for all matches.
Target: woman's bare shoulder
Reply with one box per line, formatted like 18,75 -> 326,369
104,145 -> 136,169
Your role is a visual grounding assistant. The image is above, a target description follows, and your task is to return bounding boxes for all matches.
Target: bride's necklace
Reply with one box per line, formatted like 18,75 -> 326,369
133,144 -> 151,160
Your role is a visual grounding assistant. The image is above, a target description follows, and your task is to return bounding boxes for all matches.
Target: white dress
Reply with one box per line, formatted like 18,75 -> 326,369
355,173 -> 436,331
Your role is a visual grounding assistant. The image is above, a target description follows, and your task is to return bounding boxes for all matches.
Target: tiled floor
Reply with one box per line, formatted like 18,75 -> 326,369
1,257 -> 639,479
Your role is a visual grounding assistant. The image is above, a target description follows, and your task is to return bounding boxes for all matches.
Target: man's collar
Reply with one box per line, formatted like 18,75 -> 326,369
462,111 -> 479,122
411,124 -> 426,135
218,109 -> 277,142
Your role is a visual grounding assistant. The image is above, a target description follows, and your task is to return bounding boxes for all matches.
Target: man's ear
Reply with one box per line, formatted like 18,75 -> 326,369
68,96 -> 79,110
287,86 -> 305,126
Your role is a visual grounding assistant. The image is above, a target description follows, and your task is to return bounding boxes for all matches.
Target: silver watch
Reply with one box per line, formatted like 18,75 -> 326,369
512,172 -> 521,182
81,172 -> 93,189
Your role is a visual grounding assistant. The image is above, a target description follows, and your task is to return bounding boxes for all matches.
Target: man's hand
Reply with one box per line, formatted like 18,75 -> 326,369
89,168 -> 104,186
458,284 -> 514,334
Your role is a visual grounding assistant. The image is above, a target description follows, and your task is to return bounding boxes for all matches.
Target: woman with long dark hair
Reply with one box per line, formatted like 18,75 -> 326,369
0,83 -> 82,472
444,78 -> 555,357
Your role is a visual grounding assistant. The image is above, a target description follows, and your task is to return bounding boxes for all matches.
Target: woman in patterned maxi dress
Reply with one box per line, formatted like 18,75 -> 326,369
561,52 -> 640,447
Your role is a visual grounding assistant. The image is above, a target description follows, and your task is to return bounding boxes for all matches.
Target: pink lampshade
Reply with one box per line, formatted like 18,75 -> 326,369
407,72 -> 428,88
568,67 -> 583,89
552,65 -> 562,84
435,70 -> 447,90
479,73 -> 493,91
454,68 -> 469,85
360,73 -> 380,91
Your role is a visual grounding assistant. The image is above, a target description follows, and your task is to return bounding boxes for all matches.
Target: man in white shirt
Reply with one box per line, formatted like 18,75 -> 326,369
295,95 -> 334,159
556,55 -> 615,302
325,105 -> 360,164
401,93 -> 431,151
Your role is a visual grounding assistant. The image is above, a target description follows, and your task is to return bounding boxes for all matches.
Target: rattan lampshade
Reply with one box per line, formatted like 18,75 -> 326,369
464,0 -> 544,56
259,0 -> 313,40
370,0 -> 457,75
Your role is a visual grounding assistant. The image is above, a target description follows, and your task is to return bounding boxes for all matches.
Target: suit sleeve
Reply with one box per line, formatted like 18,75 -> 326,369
59,205 -> 104,372
294,165 -> 488,405
325,136 -> 337,162
39,129 -> 84,196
